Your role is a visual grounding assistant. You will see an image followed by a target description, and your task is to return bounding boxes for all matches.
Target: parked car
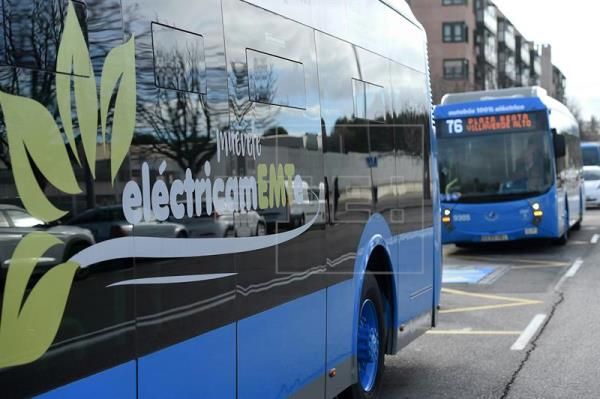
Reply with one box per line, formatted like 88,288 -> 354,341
66,205 -> 188,242
584,165 -> 600,208
582,142 -> 600,166
0,204 -> 94,271
291,182 -> 326,227
168,201 -> 267,238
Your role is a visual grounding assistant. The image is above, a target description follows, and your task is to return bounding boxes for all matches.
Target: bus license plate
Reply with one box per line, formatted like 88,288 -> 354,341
481,234 -> 508,242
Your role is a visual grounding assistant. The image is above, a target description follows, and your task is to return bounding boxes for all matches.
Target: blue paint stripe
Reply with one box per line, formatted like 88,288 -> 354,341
238,290 -> 326,399
36,361 -> 136,399
138,324 -> 236,399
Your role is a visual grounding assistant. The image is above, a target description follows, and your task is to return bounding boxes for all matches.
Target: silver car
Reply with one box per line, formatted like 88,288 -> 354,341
0,204 -> 95,270
66,205 -> 188,241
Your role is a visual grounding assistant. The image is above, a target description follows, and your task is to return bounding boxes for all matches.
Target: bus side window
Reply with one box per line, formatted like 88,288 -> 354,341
151,23 -> 207,94
3,0 -> 88,73
246,49 -> 306,110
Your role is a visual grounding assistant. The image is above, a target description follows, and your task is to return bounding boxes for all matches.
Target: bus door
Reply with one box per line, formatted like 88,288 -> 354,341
390,62 -> 434,322
122,1 -> 237,397
222,1 -> 327,398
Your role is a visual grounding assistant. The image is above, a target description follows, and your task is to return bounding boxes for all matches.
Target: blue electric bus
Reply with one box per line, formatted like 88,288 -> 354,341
0,1 -> 440,398
436,87 -> 583,245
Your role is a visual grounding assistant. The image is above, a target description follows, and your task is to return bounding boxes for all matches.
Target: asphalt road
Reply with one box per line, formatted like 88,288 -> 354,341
381,210 -> 600,399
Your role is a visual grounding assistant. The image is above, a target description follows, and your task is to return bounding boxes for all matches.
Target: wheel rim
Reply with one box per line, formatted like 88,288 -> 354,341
357,299 -> 380,392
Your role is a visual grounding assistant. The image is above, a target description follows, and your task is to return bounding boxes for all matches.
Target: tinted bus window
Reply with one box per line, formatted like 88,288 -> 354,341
3,0 -> 88,73
352,79 -> 385,121
246,49 -> 306,109
152,23 -> 207,94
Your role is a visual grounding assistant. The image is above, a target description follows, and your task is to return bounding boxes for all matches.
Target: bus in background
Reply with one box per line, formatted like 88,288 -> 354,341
436,87 -> 583,246
0,1 -> 440,398
581,142 -> 600,166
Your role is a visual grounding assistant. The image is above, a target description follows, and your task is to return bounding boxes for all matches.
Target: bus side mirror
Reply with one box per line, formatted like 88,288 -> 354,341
553,130 -> 566,158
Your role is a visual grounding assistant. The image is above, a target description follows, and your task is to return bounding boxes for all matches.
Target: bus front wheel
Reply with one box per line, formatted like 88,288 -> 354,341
342,274 -> 386,399
555,204 -> 569,246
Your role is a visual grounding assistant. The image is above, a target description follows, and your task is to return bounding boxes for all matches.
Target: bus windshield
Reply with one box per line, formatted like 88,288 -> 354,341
438,129 -> 553,203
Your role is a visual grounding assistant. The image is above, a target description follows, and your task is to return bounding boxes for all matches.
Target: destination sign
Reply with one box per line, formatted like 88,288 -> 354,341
438,112 -> 545,136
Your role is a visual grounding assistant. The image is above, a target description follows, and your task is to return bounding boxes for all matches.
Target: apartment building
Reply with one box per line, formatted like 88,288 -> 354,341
409,0 -> 563,103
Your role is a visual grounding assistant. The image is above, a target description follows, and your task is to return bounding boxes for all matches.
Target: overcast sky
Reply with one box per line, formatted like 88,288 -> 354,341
493,0 -> 600,119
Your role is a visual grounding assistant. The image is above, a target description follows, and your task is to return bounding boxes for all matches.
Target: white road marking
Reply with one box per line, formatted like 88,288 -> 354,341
511,314 -> 546,351
554,258 -> 584,291
565,258 -> 584,277
591,234 -> 599,244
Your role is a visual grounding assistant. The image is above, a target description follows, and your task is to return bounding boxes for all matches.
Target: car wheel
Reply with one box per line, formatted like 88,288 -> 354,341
224,228 -> 235,238
256,222 -> 266,236
341,274 -> 386,399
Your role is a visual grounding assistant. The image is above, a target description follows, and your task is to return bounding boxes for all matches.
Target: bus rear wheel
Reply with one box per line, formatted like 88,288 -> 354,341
342,274 -> 386,399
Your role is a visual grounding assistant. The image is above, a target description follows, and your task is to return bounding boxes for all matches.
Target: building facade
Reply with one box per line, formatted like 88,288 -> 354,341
409,0 -> 564,103
540,44 -> 566,103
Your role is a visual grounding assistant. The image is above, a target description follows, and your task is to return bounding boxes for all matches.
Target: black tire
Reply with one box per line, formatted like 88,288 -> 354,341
224,228 -> 235,238
341,274 -> 386,399
176,230 -> 188,238
256,222 -> 266,236
455,243 -> 472,249
555,205 -> 569,246
572,192 -> 583,231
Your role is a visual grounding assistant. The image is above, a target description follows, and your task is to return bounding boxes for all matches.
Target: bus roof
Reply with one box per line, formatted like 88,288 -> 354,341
440,86 -> 549,105
434,86 -> 579,136
435,86 -> 574,121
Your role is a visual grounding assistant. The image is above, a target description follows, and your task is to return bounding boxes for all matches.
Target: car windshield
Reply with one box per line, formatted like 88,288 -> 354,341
584,169 -> 600,181
6,209 -> 45,227
438,130 -> 553,203
582,146 -> 600,166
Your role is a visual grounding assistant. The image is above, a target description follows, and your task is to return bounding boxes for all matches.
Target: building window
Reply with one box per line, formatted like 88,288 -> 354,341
443,22 -> 468,43
443,59 -> 469,80
442,0 -> 467,5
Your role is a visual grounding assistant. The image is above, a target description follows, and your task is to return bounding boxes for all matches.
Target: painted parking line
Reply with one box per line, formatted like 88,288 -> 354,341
510,314 -> 546,351
454,255 -> 568,267
442,266 -> 496,284
554,258 -> 584,291
565,258 -> 584,277
427,329 -> 521,336
568,240 -> 589,245
511,263 -> 567,270
591,234 -> 599,244
440,288 -> 543,314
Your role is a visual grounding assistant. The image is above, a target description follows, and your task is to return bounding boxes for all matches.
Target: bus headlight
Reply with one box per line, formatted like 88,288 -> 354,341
442,209 -> 452,228
532,203 -> 543,225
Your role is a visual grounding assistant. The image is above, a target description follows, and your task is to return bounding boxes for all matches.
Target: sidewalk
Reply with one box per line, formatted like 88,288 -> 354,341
506,244 -> 600,398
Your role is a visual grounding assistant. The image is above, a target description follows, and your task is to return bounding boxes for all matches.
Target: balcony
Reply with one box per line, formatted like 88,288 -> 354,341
519,41 -> 530,66
498,20 -> 515,52
483,33 -> 497,66
476,2 -> 497,34
499,52 -> 516,82
519,67 -> 529,86
531,56 -> 541,76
